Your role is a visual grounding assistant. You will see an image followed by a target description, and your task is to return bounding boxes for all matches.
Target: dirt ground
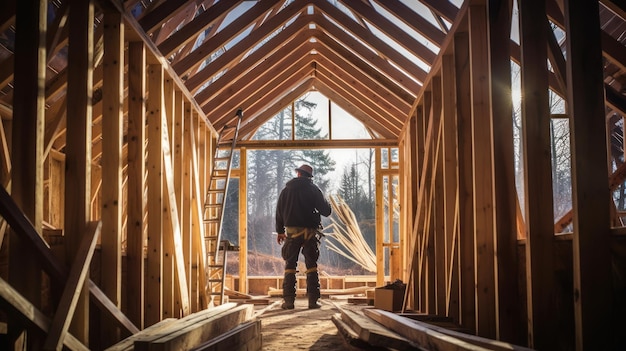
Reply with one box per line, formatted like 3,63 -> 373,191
256,297 -> 357,350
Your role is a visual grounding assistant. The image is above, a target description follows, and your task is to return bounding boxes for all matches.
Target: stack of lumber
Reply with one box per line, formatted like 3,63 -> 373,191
332,307 -> 535,351
105,302 -> 260,351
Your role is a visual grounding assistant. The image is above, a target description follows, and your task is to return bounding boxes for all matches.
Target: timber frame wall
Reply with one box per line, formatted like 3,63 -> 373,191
398,1 -> 625,350
0,0 -> 625,350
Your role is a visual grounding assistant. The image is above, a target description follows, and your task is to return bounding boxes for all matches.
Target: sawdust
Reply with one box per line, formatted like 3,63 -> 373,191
257,297 -> 357,350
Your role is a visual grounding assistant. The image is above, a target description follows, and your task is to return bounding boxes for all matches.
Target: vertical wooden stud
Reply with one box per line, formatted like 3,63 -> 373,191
126,41 -> 146,329
64,0 -> 94,341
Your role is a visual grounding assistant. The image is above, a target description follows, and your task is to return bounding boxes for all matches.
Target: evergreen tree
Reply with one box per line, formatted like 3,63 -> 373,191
233,94 -> 336,274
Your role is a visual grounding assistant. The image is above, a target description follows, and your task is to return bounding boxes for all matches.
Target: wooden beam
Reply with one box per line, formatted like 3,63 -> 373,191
187,114 -> 208,309
339,0 -> 437,64
519,0 -> 557,348
468,3 -> 496,338
161,97 -> 191,316
64,0 -> 94,341
43,221 -> 101,351
146,63 -> 165,326
488,0 -> 521,344
314,0 -> 427,84
10,1 -> 46,347
126,41 -> 147,329
170,0 -> 282,76
238,148 -> 248,294
453,28 -> 476,333
440,53 -> 460,323
564,0 -> 613,348
100,4 -> 124,342
189,25 -> 312,100
372,0 -> 446,46
157,0 -> 244,58
139,0 -> 195,33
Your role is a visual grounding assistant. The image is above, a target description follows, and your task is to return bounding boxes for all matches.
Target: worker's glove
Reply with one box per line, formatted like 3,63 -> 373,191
277,233 -> 287,245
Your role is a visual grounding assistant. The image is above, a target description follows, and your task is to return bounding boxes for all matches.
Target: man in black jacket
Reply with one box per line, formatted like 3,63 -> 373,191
275,164 -> 332,309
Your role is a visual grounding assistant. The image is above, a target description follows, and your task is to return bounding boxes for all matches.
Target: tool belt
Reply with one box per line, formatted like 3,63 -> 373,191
285,226 -> 321,241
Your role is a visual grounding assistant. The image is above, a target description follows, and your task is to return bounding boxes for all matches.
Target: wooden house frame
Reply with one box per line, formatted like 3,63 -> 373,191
0,0 -> 625,349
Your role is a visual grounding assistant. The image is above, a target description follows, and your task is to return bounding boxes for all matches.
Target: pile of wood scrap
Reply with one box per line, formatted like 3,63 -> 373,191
332,307 -> 535,351
324,195 -> 377,273
105,302 -> 260,351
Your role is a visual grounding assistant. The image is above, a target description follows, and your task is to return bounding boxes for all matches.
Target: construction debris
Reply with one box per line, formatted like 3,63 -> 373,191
332,306 -> 535,351
324,195 -> 377,273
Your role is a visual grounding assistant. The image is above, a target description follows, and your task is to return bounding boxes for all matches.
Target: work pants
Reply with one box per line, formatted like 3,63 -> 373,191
282,227 -> 320,300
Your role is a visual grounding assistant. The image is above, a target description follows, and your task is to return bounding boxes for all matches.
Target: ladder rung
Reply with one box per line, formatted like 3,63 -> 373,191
208,279 -> 223,283
208,265 -> 224,269
205,235 -> 219,240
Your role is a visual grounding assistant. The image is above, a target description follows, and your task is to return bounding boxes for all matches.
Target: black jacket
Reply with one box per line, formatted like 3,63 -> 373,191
275,177 -> 331,233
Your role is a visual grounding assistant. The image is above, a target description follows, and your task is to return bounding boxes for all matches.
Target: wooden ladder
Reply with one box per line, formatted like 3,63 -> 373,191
204,109 -> 242,306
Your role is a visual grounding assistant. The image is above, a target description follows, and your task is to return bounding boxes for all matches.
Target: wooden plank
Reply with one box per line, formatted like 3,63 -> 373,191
432,75 -> 447,316
139,0 -> 194,33
104,319 -> 178,351
238,148 -> 248,294
440,53 -> 460,322
127,40 -> 147,329
488,0 -> 521,344
136,303 -> 252,351
331,313 -> 382,350
339,309 -> 420,350
100,4 -> 124,342
157,0 -> 244,58
64,0 -> 94,341
162,76 -> 176,319
161,93 -> 191,316
468,3 -> 496,338
189,319 -> 261,351
363,309 -> 490,350
518,1 -> 557,348
454,27 -> 476,333
187,113 -> 208,309
11,3 -> 46,348
364,309 -> 532,351
564,0 -> 613,349
146,63 -> 164,326
0,277 -> 88,351
43,221 -> 102,351
174,91 -> 185,314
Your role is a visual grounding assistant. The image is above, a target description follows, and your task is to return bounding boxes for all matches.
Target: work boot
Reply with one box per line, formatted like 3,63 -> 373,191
308,297 -> 322,309
281,296 -> 295,309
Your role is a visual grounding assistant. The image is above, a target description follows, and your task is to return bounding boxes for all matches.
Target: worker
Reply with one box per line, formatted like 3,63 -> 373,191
275,164 -> 332,309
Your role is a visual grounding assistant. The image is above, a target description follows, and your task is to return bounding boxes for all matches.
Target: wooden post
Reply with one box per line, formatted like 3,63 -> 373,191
162,76 -> 175,319
375,148 -> 384,286
519,0 -> 557,348
126,41 -> 146,329
441,53 -> 460,322
100,3 -> 123,343
239,148 -> 248,294
564,0 -> 613,349
10,0 -> 46,348
174,91 -> 185,316
182,102 -> 194,311
64,0 -> 94,342
489,0 -> 521,344
468,2 -> 497,338
146,63 -> 164,326
454,27 -> 477,333
432,76 -> 447,316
